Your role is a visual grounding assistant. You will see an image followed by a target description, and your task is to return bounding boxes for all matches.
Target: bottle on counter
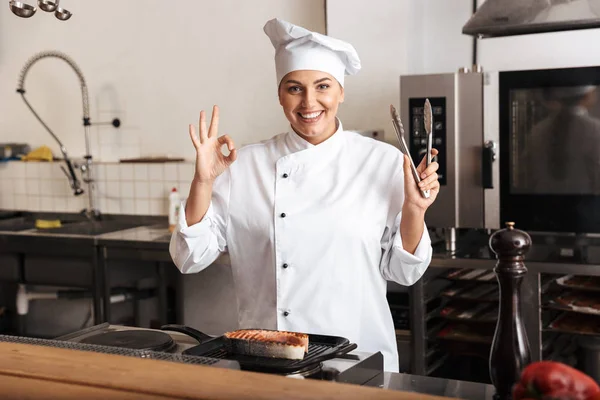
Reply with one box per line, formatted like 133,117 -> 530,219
168,187 -> 181,233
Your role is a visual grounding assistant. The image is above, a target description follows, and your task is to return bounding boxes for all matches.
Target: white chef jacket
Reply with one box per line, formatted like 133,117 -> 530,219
169,120 -> 432,372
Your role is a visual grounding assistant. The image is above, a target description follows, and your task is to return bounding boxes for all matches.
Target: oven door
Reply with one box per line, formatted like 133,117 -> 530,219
499,66 -> 600,233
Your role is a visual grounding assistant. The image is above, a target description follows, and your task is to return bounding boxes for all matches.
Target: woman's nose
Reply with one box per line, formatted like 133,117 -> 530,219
301,89 -> 316,107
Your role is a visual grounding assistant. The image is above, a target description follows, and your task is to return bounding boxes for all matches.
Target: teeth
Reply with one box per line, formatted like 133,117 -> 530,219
300,111 -> 322,119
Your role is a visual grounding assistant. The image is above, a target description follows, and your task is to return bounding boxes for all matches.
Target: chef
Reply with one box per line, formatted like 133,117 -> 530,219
170,18 -> 440,372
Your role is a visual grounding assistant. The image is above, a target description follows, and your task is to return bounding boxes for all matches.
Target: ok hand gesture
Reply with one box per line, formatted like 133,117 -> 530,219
189,105 -> 237,184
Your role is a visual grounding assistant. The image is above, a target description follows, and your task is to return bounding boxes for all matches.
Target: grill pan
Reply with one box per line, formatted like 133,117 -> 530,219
161,324 -> 358,374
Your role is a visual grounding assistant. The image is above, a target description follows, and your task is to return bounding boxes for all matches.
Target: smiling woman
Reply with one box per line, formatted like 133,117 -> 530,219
279,72 -> 344,145
169,18 -> 441,373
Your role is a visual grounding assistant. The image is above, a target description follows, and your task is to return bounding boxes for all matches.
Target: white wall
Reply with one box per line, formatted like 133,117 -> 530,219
325,0 -> 473,144
417,0 -> 474,74
326,0 -> 412,144
0,1 -> 325,163
5,0 -> 600,215
411,0 -> 600,74
326,0 -> 600,144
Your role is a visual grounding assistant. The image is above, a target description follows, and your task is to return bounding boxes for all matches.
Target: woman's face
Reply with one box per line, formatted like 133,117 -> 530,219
278,70 -> 344,145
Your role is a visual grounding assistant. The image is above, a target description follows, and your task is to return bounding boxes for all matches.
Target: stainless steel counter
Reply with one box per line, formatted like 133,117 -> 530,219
365,372 -> 495,400
4,213 -> 600,383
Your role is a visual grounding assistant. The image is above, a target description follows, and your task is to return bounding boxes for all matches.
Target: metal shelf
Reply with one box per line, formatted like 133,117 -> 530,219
411,254 -> 600,378
542,327 -> 600,339
425,305 -> 445,323
542,303 -> 600,317
440,268 -> 498,283
426,354 -> 449,376
425,345 -> 441,362
543,311 -> 600,338
542,333 -> 578,361
425,320 -> 447,340
435,334 -> 493,346
440,293 -> 498,303
436,314 -> 497,325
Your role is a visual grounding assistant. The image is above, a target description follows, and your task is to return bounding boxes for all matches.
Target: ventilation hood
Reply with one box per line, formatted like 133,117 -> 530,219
463,0 -> 600,38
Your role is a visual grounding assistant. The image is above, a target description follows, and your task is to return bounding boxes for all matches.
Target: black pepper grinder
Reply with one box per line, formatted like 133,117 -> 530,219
489,222 -> 532,400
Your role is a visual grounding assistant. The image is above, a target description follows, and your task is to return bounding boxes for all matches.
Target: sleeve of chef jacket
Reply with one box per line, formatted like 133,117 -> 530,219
169,169 -> 230,274
379,168 -> 433,286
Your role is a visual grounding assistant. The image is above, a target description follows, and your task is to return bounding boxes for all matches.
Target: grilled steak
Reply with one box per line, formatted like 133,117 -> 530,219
223,329 -> 309,360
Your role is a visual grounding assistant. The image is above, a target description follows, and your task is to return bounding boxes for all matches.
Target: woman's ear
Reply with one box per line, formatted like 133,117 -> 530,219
278,85 -> 284,106
339,85 -> 345,104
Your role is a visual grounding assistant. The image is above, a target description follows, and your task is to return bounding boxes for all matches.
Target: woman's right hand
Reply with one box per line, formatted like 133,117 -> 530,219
189,105 -> 237,184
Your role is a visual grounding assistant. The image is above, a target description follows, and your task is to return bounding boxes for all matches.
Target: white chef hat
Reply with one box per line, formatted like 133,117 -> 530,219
263,18 -> 361,87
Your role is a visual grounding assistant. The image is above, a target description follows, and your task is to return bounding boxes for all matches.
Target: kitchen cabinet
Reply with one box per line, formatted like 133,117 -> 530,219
100,246 -> 176,327
539,273 -> 600,375
0,254 -> 20,282
409,254 -> 600,384
411,265 -> 504,383
0,233 -> 102,336
24,253 -> 96,287
0,212 -> 168,335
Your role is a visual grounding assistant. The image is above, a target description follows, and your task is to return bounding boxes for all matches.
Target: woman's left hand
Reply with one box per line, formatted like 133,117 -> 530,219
403,148 -> 440,212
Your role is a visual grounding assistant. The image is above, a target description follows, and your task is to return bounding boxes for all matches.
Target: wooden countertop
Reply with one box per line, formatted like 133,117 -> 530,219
0,341 -> 457,400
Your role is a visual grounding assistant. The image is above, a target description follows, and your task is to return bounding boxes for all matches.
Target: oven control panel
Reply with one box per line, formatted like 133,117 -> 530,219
408,97 -> 447,186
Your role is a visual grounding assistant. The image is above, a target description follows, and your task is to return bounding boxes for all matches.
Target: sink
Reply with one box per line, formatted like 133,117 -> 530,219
38,220 -> 143,236
0,211 -> 20,221
154,233 -> 173,242
0,217 -> 143,236
0,217 -> 37,232
0,216 -> 81,232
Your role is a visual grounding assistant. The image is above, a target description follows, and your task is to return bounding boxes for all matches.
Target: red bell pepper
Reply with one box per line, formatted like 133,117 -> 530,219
513,361 -> 600,400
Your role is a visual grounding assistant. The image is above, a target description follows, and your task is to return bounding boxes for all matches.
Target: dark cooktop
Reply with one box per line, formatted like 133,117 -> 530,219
79,330 -> 175,352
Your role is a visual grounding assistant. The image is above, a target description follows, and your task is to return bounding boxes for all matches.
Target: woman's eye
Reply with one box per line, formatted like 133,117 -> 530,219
288,86 -> 302,93
318,84 -> 330,90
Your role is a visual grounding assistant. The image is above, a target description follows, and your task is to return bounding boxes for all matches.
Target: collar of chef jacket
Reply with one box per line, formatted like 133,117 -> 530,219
279,118 -> 346,173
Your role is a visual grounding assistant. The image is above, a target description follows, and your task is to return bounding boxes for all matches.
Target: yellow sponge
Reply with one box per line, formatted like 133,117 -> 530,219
35,219 -> 62,229
21,146 -> 54,162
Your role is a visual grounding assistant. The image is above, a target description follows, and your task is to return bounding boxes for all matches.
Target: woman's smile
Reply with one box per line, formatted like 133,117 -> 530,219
278,70 -> 344,145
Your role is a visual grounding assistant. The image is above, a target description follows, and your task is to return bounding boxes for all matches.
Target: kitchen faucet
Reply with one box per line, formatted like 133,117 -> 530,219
16,50 -> 120,220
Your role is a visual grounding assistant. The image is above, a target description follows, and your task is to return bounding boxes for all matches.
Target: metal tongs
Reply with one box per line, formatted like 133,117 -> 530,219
424,99 -> 433,168
389,105 -> 430,199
